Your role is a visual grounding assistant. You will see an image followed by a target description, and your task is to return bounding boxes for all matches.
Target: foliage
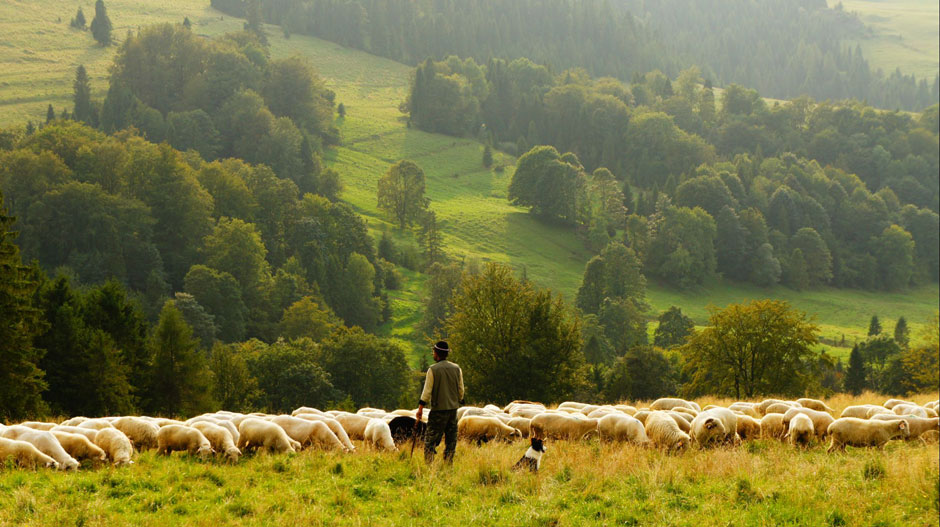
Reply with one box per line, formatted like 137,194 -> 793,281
509,145 -> 583,223
278,295 -> 339,341
446,263 -> 586,403
318,327 -> 412,409
243,338 -> 334,412
868,315 -> 882,336
147,300 -> 215,416
604,346 -> 677,402
422,262 -> 463,337
653,306 -> 694,349
208,342 -> 258,412
681,300 -> 819,398
90,0 -> 112,46
72,65 -> 94,126
844,345 -> 867,395
900,313 -> 939,394
377,160 -> 428,229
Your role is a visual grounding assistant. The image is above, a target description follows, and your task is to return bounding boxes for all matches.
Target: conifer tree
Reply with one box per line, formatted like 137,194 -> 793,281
71,7 -> 87,29
90,0 -> 112,45
72,65 -> 93,124
0,191 -> 47,420
845,344 -> 867,395
45,104 -> 55,123
893,316 -> 909,349
147,300 -> 214,416
868,315 -> 881,336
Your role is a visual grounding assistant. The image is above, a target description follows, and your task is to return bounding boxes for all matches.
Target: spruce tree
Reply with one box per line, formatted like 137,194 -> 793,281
183,17 -> 192,29
337,102 -> 346,118
0,191 -> 47,420
845,344 -> 867,395
893,316 -> 909,348
45,104 -> 55,123
71,7 -> 86,29
73,65 -> 93,124
147,300 -> 214,416
868,315 -> 881,336
90,0 -> 112,45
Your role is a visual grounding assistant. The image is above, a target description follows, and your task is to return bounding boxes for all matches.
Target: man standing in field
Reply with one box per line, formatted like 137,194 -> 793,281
416,341 -> 465,464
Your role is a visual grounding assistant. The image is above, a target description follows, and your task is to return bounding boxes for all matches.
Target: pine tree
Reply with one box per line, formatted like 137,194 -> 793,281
71,7 -> 86,29
337,103 -> 346,118
845,344 -> 867,395
482,144 -> 493,168
417,210 -> 444,269
45,104 -> 55,123
868,315 -> 881,336
25,121 -> 35,135
90,0 -> 112,46
72,65 -> 93,125
183,17 -> 192,29
0,191 -> 48,421
244,0 -> 266,42
147,300 -> 214,416
893,316 -> 910,348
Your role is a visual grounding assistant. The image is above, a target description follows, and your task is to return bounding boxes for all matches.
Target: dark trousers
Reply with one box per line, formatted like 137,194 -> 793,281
424,409 -> 457,463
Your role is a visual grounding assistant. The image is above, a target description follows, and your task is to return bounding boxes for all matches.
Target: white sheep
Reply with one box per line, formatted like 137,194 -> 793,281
757,399 -> 788,415
1,427 -> 80,470
839,405 -> 881,419
157,425 -> 214,458
0,438 -> 59,469
50,431 -> 107,463
650,398 -> 697,412
190,421 -> 241,462
458,416 -> 522,443
735,415 -> 762,441
644,411 -> 690,451
76,418 -> 115,431
782,408 -> 834,439
363,418 -> 397,451
17,421 -> 57,431
690,408 -> 738,446
237,418 -> 299,454
293,413 -> 356,452
892,404 -> 928,418
883,399 -> 915,410
870,415 -> 939,439
557,401 -> 589,410
94,428 -> 135,466
291,406 -> 328,417
530,413 -> 598,440
826,418 -> 910,452
112,416 -> 160,450
186,416 -> 240,444
51,425 -> 98,442
597,413 -> 649,444
728,402 -> 760,419
786,413 -> 814,447
763,402 -> 798,415
760,413 -> 786,440
59,417 -> 89,427
506,417 -> 532,438
795,398 -> 834,413
332,412 -> 372,441
270,415 -> 346,451
666,411 -> 693,433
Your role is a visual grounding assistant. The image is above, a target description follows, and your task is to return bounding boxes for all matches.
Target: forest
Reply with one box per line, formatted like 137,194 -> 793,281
210,0 -> 939,111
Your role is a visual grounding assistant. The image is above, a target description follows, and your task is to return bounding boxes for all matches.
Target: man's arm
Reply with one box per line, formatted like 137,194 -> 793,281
416,368 -> 434,421
457,368 -> 465,406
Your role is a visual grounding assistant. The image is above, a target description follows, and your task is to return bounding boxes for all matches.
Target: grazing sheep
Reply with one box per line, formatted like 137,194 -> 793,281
870,415 -> 939,439
614,405 -> 638,416
152,418 -> 187,428
633,411 -> 651,425
892,404 -> 928,418
924,401 -> 939,412
363,418 -> 397,452
332,413 -> 372,441
59,417 -> 89,427
94,428 -> 135,466
0,427 -> 80,470
919,430 -> 939,444
598,413 -> 649,444
883,399 -> 915,410
49,431 -> 107,463
666,411 -> 692,434
672,406 -> 698,418
458,416 -> 522,443
506,417 -> 532,438
0,438 -> 59,469
764,402 -> 798,415
530,413 -> 599,440
77,419 -> 115,431
557,401 -> 589,410
786,414 -> 815,447
866,407 -> 894,418
291,406 -> 327,417
270,415 -> 346,452
736,415 -> 762,440
18,421 -> 57,431
157,425 -> 214,459
237,418 -> 298,454
690,408 -> 738,446
644,412 -> 690,451
826,418 -> 910,452
190,422 -> 241,462
112,417 -> 160,450
387,416 -> 426,446
51,425 -> 98,442
509,406 -> 545,419
782,408 -> 835,439
650,398 -> 697,412
293,414 -> 356,452
483,404 -> 504,413
586,407 -> 620,419
840,405 -> 881,418
795,398 -> 834,413
728,402 -> 760,419
757,399 -> 788,415
186,416 -> 240,444
760,414 -> 787,440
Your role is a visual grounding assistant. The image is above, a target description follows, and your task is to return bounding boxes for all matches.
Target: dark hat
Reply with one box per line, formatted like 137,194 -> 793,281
433,341 -> 450,357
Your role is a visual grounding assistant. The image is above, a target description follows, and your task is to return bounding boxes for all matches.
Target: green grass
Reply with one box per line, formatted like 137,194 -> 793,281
1,2 -> 936,366
830,0 -> 939,80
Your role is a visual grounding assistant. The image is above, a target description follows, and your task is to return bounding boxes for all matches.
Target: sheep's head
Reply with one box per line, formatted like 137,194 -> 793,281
197,445 -> 214,458
46,460 -> 60,470
225,447 -> 241,462
898,421 -> 910,438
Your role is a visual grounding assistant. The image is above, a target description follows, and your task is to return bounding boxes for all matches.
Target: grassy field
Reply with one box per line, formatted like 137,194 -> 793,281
1,393 -> 937,526
831,0 -> 939,80
1,1 -> 936,365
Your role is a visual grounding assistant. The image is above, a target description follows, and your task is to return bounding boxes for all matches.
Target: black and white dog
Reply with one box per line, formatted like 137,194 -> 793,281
512,437 -> 546,473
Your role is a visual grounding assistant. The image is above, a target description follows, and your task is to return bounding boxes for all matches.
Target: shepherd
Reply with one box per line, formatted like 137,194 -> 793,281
416,341 -> 465,464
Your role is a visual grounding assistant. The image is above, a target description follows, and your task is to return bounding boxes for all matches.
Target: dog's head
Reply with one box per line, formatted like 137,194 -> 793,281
529,437 -> 545,452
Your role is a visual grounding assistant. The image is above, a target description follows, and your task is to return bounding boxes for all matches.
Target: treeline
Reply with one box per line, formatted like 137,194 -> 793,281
211,0 -> 937,111
427,261 -> 939,404
408,57 -> 939,290
72,23 -> 338,197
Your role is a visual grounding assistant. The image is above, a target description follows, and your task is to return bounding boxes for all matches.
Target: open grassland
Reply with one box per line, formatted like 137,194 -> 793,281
1,393 -> 937,526
0,2 -> 936,363
830,0 -> 939,80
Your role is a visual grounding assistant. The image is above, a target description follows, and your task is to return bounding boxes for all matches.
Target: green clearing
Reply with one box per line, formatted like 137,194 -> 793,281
1,2 -> 936,365
830,0 -> 939,80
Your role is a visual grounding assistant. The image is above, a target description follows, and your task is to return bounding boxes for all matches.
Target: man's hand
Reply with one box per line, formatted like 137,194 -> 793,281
416,405 -> 424,424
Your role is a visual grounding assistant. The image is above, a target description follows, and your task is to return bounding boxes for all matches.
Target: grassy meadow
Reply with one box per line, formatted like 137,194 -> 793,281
0,1 -> 937,365
1,393 -> 937,526
831,0 -> 939,80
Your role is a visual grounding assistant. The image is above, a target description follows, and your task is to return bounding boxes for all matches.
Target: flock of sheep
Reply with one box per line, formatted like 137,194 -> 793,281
0,397 -> 937,471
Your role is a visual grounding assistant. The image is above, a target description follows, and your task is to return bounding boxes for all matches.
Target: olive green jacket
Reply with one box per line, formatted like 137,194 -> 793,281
419,360 -> 465,410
